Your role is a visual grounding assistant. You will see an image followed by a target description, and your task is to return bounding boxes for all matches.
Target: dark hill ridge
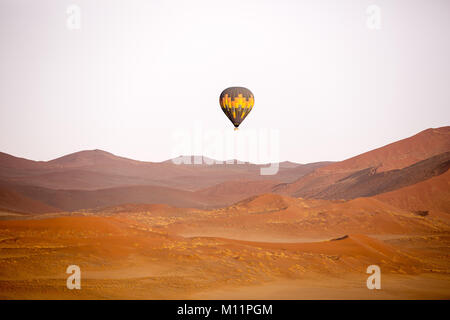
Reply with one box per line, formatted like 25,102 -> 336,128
0,187 -> 60,214
0,184 -> 210,211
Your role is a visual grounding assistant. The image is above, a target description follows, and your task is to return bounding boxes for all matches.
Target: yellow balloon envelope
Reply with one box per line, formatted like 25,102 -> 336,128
219,87 -> 254,130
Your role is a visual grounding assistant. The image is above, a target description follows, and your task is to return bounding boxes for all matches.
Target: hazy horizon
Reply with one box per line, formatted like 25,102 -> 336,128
1,0 -> 449,163
0,125 -> 448,165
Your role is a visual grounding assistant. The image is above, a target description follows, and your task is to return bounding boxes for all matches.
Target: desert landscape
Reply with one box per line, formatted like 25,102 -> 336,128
0,127 -> 449,299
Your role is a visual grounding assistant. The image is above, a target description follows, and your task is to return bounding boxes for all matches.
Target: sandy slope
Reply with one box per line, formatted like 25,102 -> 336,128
275,127 -> 450,198
375,169 -> 450,216
0,187 -> 60,214
0,199 -> 449,299
313,127 -> 450,173
163,194 -> 450,241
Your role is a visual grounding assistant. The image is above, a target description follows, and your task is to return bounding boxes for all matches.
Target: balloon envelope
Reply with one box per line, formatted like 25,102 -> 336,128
219,87 -> 254,129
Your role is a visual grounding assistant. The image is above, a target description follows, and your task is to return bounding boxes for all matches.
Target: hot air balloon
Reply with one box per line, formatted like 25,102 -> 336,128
219,87 -> 254,130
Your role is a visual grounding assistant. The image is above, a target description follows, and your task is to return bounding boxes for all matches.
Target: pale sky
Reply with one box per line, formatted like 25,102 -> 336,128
1,0 -> 449,163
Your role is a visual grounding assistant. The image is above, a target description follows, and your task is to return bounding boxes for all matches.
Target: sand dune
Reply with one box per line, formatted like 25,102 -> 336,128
375,169 -> 450,215
294,152 -> 449,199
0,214 -> 448,299
315,127 -> 450,173
274,127 -> 450,199
163,193 -> 450,241
196,180 -> 280,203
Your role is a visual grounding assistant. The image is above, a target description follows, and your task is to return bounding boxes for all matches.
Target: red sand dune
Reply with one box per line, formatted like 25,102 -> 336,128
275,127 -> 450,198
316,127 -> 450,173
196,180 -> 279,202
375,169 -> 450,215
1,212 -> 449,299
163,193 -> 450,241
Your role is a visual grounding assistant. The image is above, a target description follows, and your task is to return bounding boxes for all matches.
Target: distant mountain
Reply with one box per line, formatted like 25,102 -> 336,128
47,149 -> 141,168
0,150 -> 330,191
0,152 -> 50,180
